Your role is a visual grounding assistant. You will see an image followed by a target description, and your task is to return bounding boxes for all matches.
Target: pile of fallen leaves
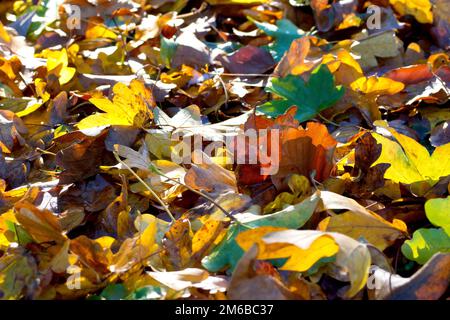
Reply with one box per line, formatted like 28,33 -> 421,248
0,0 -> 449,300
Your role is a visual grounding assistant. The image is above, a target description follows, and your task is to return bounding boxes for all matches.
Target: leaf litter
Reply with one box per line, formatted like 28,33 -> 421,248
0,0 -> 449,300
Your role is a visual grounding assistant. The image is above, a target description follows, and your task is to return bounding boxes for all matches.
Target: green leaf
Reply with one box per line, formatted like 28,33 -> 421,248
202,192 -> 320,272
160,35 -> 178,68
257,64 -> 345,122
251,18 -> 305,61
98,284 -> 128,300
425,196 -> 450,235
126,286 -> 164,300
401,228 -> 450,265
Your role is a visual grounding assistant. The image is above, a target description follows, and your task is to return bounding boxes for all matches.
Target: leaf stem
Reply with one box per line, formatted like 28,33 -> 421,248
113,151 -> 176,222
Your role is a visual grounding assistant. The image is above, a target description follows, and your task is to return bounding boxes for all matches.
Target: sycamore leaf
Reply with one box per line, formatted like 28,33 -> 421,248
251,18 -> 305,61
316,191 -> 407,250
77,80 -> 154,130
347,75 -> 404,122
401,228 -> 450,265
258,64 -> 344,122
425,196 -> 450,235
371,124 -> 450,195
389,0 -> 433,24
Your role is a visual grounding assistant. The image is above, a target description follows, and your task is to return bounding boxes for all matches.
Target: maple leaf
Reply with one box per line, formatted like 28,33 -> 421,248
77,80 -> 155,129
371,123 -> 450,195
250,18 -> 306,61
257,64 -> 345,122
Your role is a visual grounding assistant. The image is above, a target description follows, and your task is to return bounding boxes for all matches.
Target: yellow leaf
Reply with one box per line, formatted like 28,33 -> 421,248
0,21 -> 11,43
333,49 -> 364,86
389,0 -> 433,24
0,209 -> 17,249
85,17 -> 117,40
372,124 -> 450,194
318,210 -> 407,251
77,80 -> 154,129
261,230 -> 371,298
192,216 -> 227,259
0,57 -> 19,80
336,13 -> 363,30
46,49 -> 76,85
34,78 -> 50,103
351,76 -> 405,96
14,202 -> 67,244
236,226 -> 339,272
110,214 -> 159,273
263,174 -> 311,214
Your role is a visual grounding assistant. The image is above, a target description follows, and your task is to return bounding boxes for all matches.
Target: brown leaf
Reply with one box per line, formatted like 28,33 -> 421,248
161,218 -> 193,270
218,45 -> 275,75
54,129 -> 110,184
390,252 -> 449,299
69,235 -> 111,274
227,245 -> 298,300
14,201 -> 66,244
0,110 -> 28,153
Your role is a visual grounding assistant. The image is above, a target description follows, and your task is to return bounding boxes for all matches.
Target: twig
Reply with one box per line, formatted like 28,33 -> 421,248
177,2 -> 208,19
317,113 -> 340,127
146,163 -> 243,225
113,151 -> 175,222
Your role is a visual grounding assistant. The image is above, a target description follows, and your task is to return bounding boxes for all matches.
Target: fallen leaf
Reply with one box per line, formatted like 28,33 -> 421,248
251,18 -> 305,61
258,64 -> 345,122
77,80 -> 154,130
386,253 -> 450,300
202,192 -> 320,272
389,0 -> 433,24
14,201 -> 66,244
227,245 -> 296,300
425,196 -> 450,235
371,123 -> 450,195
401,228 -> 450,264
